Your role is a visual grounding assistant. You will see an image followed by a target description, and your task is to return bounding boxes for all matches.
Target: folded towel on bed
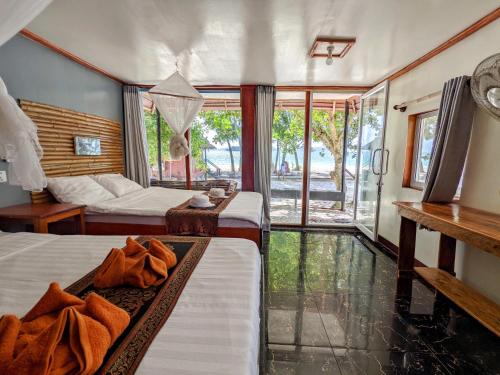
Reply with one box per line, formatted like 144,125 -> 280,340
149,238 -> 177,269
94,237 -> 177,289
0,282 -> 129,375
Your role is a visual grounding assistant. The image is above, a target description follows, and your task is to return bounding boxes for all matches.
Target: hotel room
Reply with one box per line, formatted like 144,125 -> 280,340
0,1 -> 499,374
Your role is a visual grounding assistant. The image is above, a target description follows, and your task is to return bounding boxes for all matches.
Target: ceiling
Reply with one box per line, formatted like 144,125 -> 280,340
26,0 -> 499,86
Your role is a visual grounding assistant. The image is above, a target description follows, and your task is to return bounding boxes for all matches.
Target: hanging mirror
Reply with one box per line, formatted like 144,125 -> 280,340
471,53 -> 500,120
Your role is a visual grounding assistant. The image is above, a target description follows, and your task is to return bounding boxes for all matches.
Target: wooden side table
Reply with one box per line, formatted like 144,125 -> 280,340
0,203 -> 86,234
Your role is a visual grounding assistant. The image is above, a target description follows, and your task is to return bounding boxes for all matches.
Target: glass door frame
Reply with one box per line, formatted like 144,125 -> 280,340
271,89 -> 361,228
353,80 -> 390,241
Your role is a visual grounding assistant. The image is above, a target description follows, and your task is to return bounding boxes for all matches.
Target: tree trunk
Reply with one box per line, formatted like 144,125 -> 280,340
311,111 -> 344,209
294,149 -> 301,171
237,137 -> 242,173
227,141 -> 235,176
274,142 -> 280,173
333,151 -> 343,191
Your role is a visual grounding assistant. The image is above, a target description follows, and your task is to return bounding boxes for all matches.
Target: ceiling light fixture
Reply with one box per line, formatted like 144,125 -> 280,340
326,45 -> 334,65
309,37 -> 356,64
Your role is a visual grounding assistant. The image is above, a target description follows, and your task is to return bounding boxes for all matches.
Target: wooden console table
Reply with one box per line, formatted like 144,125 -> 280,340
393,201 -> 500,336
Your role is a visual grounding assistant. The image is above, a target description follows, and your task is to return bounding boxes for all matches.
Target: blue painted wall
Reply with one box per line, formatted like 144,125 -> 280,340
0,34 -> 123,207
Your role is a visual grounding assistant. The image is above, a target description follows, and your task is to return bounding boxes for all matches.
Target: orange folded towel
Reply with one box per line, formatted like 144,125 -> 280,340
94,237 -> 177,289
149,238 -> 177,269
0,282 -> 130,375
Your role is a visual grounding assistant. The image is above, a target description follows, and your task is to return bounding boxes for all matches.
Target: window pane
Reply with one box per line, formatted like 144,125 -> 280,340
414,112 -> 438,185
191,91 -> 242,190
271,91 -> 305,224
142,94 -> 159,181
160,116 -> 186,184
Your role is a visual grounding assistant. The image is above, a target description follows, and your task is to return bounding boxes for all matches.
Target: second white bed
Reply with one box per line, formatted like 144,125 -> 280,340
0,232 -> 261,375
86,187 -> 263,229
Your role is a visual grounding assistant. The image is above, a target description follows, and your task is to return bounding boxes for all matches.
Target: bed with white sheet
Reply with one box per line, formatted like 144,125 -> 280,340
86,186 -> 263,228
43,174 -> 264,246
85,188 -> 263,246
0,231 -> 261,375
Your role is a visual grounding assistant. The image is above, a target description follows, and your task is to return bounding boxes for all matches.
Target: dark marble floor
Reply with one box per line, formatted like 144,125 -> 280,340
261,229 -> 500,375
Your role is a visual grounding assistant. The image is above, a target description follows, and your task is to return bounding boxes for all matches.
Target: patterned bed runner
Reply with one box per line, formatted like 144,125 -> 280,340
165,191 -> 238,236
65,235 -> 211,375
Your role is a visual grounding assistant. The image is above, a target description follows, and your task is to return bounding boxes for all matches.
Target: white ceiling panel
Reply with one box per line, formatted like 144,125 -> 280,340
26,0 -> 499,85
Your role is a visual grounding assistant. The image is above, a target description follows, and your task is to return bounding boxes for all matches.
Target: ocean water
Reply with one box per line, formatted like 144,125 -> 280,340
204,147 -> 357,174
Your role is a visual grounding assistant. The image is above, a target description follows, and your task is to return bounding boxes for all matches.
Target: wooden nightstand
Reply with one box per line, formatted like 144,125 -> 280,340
0,203 -> 86,234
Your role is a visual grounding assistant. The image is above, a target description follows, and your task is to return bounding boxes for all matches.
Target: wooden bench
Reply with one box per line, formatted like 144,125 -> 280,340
393,201 -> 500,336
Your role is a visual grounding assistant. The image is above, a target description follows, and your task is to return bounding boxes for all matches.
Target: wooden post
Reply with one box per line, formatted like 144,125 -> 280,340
241,85 -> 256,191
33,219 -> 48,234
397,216 -> 417,275
78,210 -> 86,235
438,233 -> 456,275
396,216 -> 417,296
301,91 -> 312,226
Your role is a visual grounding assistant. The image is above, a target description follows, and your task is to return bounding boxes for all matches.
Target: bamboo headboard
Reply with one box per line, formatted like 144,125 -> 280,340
19,100 -> 125,204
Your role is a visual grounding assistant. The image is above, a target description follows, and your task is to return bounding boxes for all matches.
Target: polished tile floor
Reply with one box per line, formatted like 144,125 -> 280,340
261,230 -> 500,375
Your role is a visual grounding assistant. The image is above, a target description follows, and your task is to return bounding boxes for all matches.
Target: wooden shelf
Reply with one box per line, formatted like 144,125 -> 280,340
415,267 -> 500,336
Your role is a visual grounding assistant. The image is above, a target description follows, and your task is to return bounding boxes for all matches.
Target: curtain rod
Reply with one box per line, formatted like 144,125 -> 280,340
393,90 -> 442,112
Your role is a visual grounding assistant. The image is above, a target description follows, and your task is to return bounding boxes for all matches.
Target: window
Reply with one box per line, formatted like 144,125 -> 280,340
403,110 -> 464,196
142,92 -> 186,188
142,90 -> 241,189
411,110 -> 438,189
190,91 -> 242,189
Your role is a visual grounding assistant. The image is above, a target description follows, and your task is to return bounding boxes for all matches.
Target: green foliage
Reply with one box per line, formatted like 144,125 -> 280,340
144,111 -> 160,166
273,109 -> 305,156
145,109 -> 242,175
195,110 -> 241,146
194,110 -> 242,174
268,231 -> 301,291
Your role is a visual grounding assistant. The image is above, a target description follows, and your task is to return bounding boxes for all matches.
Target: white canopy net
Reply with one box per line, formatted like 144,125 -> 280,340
149,72 -> 204,160
0,76 -> 47,192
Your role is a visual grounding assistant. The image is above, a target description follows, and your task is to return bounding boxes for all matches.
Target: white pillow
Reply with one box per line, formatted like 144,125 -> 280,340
90,174 -> 144,197
47,176 -> 116,205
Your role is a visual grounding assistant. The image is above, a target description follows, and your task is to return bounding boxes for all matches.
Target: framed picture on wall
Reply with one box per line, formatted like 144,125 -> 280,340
74,136 -> 101,155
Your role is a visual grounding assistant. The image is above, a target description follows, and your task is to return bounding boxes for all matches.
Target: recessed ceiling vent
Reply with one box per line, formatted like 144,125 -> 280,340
309,37 -> 356,65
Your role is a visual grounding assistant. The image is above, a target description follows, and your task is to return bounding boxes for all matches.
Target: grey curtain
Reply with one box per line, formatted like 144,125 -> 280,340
422,76 -> 475,202
123,86 -> 150,187
254,86 -> 276,230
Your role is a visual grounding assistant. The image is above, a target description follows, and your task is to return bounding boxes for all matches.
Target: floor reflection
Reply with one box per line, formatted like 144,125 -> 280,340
262,230 -> 500,375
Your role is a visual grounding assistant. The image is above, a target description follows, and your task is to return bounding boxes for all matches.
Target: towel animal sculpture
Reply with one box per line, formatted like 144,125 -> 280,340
0,282 -> 130,375
94,237 -> 178,289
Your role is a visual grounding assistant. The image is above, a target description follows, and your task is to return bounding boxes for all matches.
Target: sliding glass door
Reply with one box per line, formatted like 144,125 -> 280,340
270,91 -> 361,227
308,93 -> 359,225
270,92 -> 306,224
354,81 -> 389,240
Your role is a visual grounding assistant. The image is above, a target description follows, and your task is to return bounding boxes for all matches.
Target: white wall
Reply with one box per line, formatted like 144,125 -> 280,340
378,20 -> 500,303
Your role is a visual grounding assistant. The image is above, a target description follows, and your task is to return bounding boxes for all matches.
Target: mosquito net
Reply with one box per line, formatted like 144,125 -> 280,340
0,76 -> 47,191
149,72 -> 204,160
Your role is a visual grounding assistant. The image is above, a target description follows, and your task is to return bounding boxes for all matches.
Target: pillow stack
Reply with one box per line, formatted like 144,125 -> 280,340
90,174 -> 144,197
46,174 -> 144,205
47,175 -> 115,205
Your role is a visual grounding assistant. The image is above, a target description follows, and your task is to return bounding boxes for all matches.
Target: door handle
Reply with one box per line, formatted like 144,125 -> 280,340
383,149 -> 390,175
371,148 -> 381,175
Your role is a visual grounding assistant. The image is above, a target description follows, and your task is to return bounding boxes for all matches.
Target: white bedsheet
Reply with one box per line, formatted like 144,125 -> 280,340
0,232 -> 261,375
86,187 -> 263,228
